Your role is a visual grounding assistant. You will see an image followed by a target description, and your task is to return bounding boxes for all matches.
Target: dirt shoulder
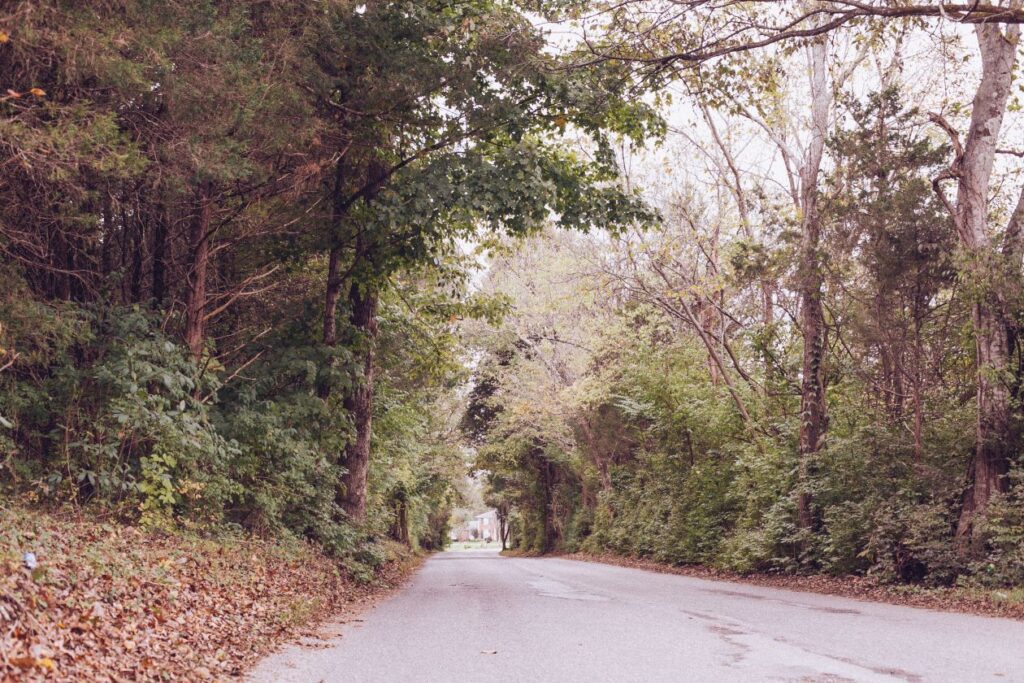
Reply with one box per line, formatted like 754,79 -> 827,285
1,505 -> 421,681
560,551 -> 1024,620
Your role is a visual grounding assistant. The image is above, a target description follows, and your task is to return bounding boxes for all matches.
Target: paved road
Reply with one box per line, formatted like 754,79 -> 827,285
250,550 -> 1024,682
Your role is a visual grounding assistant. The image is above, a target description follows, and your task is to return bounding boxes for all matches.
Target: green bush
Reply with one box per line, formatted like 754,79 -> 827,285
972,474 -> 1024,586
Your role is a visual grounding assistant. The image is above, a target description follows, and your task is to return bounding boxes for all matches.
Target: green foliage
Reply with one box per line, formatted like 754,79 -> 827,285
972,474 -> 1024,586
0,297 -> 237,522
863,499 -> 963,586
2,0 -> 659,568
464,82 -> 997,586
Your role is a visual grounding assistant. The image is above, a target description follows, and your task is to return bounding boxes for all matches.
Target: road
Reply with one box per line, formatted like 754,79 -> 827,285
250,550 -> 1024,682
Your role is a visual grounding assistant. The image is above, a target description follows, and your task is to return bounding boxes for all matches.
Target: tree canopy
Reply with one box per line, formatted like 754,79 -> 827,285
4,0 -> 1024,589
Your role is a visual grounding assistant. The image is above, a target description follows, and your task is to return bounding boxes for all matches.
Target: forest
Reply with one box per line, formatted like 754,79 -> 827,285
4,0 -> 1024,596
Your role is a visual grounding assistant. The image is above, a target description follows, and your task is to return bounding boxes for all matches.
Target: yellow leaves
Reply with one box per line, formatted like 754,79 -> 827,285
9,656 -> 55,672
1,87 -> 46,101
0,31 -> 9,43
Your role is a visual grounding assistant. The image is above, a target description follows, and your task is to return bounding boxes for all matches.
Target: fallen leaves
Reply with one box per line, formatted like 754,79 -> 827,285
1,506 -> 420,681
1,87 -> 45,102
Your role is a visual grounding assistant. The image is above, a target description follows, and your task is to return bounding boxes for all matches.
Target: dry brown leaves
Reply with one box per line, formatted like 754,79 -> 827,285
561,551 -> 1024,620
1,507 -> 420,682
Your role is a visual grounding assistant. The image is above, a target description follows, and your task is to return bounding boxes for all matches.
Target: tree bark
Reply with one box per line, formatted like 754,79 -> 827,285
321,158 -> 347,393
390,490 -> 410,545
496,503 -> 510,551
129,211 -> 145,303
795,38 -> 830,532
151,205 -> 169,308
338,279 -> 379,522
335,158 -> 389,523
184,184 -> 213,361
949,22 -> 1021,547
319,244 -> 343,399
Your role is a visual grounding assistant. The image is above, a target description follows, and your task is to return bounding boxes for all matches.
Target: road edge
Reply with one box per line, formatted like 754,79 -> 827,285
557,551 -> 1024,621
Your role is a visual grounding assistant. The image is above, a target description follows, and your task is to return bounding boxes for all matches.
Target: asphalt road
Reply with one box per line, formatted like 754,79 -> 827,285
249,550 -> 1024,682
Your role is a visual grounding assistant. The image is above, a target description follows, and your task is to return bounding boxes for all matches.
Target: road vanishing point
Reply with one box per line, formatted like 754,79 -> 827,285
250,549 -> 1024,682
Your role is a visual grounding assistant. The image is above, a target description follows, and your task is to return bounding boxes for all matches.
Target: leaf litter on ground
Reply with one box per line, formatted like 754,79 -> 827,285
1,506 -> 420,681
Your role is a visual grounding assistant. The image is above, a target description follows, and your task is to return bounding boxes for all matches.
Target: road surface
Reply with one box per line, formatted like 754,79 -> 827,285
250,550 -> 1024,682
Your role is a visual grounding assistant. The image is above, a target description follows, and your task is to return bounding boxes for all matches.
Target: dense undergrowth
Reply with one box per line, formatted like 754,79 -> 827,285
469,226 -> 1024,589
0,0 -> 653,567
0,283 -> 457,560
461,76 -> 1024,589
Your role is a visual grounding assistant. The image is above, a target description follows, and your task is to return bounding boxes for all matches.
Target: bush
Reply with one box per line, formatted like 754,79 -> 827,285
863,499 -> 963,585
972,473 -> 1024,586
1,301 -> 238,525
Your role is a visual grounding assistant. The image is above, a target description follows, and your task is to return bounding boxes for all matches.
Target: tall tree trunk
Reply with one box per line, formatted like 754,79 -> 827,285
151,205 -> 169,307
319,244 -> 343,399
390,490 -> 410,545
796,38 -> 830,531
338,278 -> 379,522
540,454 -> 555,553
320,159 -> 349,399
947,23 -> 1021,548
100,194 -> 115,281
184,184 -> 212,361
912,315 -> 925,464
336,157 -> 388,523
129,211 -> 145,303
496,503 -> 510,551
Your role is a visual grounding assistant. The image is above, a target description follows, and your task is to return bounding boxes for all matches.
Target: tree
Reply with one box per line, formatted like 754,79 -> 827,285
564,0 -> 1024,548
932,19 -> 1024,545
302,0 -> 660,522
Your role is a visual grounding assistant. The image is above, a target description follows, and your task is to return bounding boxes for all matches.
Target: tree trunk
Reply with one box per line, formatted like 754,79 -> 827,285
319,244 -> 343,399
958,306 -> 1014,540
333,157 -> 388,524
338,279 -> 379,523
129,211 -> 145,303
912,316 -> 925,464
320,159 -> 348,398
949,23 -> 1021,547
541,456 -> 555,553
184,184 -> 212,361
796,38 -> 830,531
151,206 -> 169,308
390,491 -> 410,545
496,504 -> 509,551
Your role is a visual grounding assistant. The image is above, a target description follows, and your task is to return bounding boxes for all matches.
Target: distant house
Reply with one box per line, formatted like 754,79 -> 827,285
473,510 -> 498,542
450,509 -> 499,542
